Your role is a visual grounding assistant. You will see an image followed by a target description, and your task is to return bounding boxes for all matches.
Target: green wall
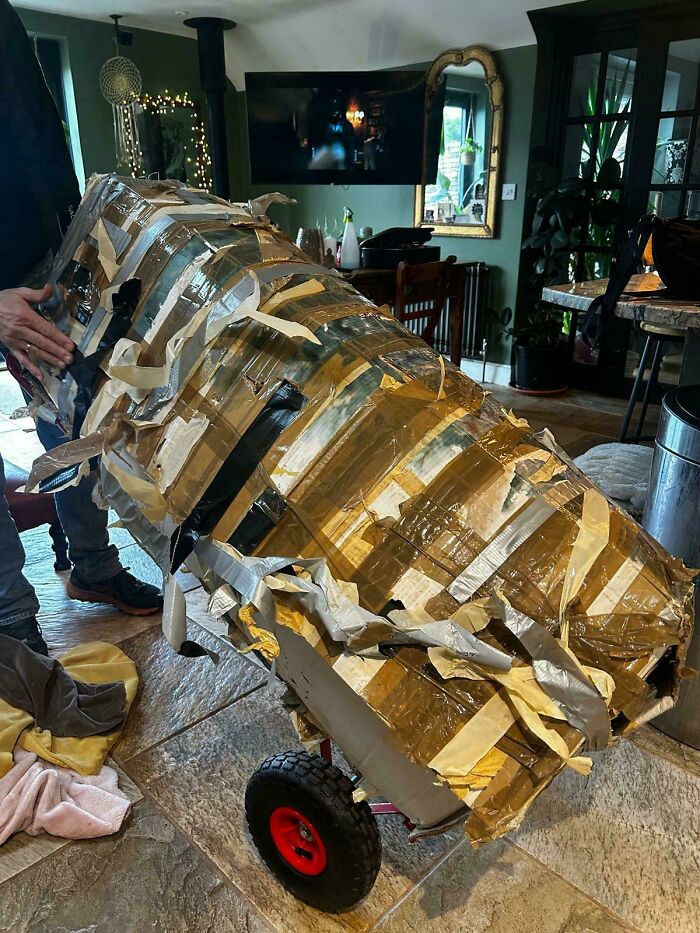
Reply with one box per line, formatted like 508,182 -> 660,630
15,7 -> 239,188
243,45 -> 537,363
13,7 -> 535,363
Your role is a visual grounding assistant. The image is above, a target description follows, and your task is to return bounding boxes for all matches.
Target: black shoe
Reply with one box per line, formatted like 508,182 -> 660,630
1,617 -> 49,655
66,568 -> 163,616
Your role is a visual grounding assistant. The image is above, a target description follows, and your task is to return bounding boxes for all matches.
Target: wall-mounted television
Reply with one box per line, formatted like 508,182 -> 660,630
245,71 -> 428,185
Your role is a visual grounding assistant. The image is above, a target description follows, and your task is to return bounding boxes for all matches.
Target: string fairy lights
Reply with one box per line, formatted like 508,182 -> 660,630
124,90 -> 212,190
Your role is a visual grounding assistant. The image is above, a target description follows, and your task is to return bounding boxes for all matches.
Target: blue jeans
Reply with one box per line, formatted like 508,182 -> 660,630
0,415 -> 122,627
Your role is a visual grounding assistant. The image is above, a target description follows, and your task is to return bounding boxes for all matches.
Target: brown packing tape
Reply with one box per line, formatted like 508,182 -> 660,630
34,176 -> 693,847
465,747 -> 569,843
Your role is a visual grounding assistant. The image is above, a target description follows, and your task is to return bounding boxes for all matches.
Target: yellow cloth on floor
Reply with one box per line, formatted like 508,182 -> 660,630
0,641 -> 138,778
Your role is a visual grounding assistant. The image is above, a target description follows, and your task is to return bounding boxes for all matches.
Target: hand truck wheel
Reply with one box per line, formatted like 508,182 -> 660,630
245,749 -> 382,913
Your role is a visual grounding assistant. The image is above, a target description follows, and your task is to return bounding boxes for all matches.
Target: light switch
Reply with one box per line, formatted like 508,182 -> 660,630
501,183 -> 517,201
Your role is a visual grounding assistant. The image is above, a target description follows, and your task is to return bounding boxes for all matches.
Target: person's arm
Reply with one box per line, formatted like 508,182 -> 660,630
0,284 -> 74,380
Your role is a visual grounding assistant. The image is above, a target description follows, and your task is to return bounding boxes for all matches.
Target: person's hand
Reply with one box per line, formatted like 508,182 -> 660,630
0,284 -> 74,380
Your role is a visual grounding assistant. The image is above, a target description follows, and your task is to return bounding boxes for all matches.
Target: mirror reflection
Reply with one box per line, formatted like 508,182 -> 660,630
423,61 -> 491,228
415,47 -> 503,238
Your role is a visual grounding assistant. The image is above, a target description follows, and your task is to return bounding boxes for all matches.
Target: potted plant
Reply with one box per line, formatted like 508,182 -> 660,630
460,136 -> 482,166
436,171 -> 454,222
513,156 -> 621,392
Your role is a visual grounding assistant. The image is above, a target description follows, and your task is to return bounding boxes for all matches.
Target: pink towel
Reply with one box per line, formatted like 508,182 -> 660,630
0,748 -> 131,844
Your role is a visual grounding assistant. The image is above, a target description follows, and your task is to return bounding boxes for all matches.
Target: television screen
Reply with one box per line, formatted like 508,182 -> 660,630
246,71 -> 428,185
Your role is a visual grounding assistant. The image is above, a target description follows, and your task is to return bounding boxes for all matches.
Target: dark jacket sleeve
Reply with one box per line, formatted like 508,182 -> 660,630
0,0 -> 81,288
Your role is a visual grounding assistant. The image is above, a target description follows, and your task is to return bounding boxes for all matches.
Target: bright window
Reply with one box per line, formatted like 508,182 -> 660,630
29,32 -> 85,188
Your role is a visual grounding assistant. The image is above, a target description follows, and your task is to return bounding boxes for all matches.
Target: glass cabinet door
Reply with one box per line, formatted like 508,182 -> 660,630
648,39 -> 700,219
561,48 -> 638,377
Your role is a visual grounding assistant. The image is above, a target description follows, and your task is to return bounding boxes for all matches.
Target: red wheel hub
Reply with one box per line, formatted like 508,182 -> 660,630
269,806 -> 327,875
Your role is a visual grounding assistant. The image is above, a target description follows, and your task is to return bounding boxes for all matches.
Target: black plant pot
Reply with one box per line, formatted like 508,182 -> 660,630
513,342 -> 567,393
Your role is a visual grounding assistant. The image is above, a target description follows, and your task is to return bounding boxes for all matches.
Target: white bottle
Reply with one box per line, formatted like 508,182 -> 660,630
323,234 -> 337,259
340,207 -> 360,270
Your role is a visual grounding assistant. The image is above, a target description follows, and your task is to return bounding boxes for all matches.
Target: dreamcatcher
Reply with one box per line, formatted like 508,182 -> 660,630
99,14 -> 142,171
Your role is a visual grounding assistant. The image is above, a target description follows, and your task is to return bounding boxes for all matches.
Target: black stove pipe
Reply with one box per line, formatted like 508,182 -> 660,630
184,16 -> 237,200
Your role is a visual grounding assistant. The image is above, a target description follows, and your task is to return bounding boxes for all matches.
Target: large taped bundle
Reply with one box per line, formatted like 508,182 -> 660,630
27,175 -> 694,843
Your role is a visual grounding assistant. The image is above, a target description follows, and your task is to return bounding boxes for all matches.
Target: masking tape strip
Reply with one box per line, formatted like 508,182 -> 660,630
428,648 -> 592,773
490,592 -> 612,750
428,691 -> 515,779
150,413 -> 210,493
162,573 -> 215,660
95,218 -> 119,281
586,558 -> 641,617
261,278 -> 325,312
101,451 -> 168,521
559,488 -> 610,646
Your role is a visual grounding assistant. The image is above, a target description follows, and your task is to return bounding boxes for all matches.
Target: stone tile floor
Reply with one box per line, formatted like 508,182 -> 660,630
0,375 -> 696,933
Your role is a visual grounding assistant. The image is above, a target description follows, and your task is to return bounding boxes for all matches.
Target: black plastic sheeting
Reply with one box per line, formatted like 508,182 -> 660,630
170,380 -> 305,570
229,486 -> 288,555
67,276 -> 141,438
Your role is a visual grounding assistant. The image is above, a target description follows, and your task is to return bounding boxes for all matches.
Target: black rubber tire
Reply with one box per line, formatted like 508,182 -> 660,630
245,750 -> 382,913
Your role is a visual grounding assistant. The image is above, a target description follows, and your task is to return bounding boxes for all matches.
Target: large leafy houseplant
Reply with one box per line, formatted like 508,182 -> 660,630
510,155 -> 621,389
579,60 -> 630,279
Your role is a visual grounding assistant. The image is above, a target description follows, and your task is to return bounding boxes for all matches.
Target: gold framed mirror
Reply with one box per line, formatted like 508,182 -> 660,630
414,47 -> 504,238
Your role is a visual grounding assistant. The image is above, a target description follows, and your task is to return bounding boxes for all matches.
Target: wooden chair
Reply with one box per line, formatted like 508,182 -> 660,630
4,459 -> 70,571
394,255 -> 458,359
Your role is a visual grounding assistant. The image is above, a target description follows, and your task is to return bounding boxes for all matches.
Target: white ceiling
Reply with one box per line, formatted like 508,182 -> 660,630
14,0 -> 579,87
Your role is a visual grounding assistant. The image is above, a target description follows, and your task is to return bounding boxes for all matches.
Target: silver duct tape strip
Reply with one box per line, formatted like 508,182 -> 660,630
51,174 -> 121,281
193,539 -> 512,669
177,188 -> 215,207
385,618 -> 512,671
102,217 -> 131,259
138,261 -> 333,419
98,465 -> 174,576
58,374 -> 77,426
77,305 -> 109,356
113,205 -> 253,286
490,592 -> 612,750
448,499 -> 558,603
112,213 -> 181,285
